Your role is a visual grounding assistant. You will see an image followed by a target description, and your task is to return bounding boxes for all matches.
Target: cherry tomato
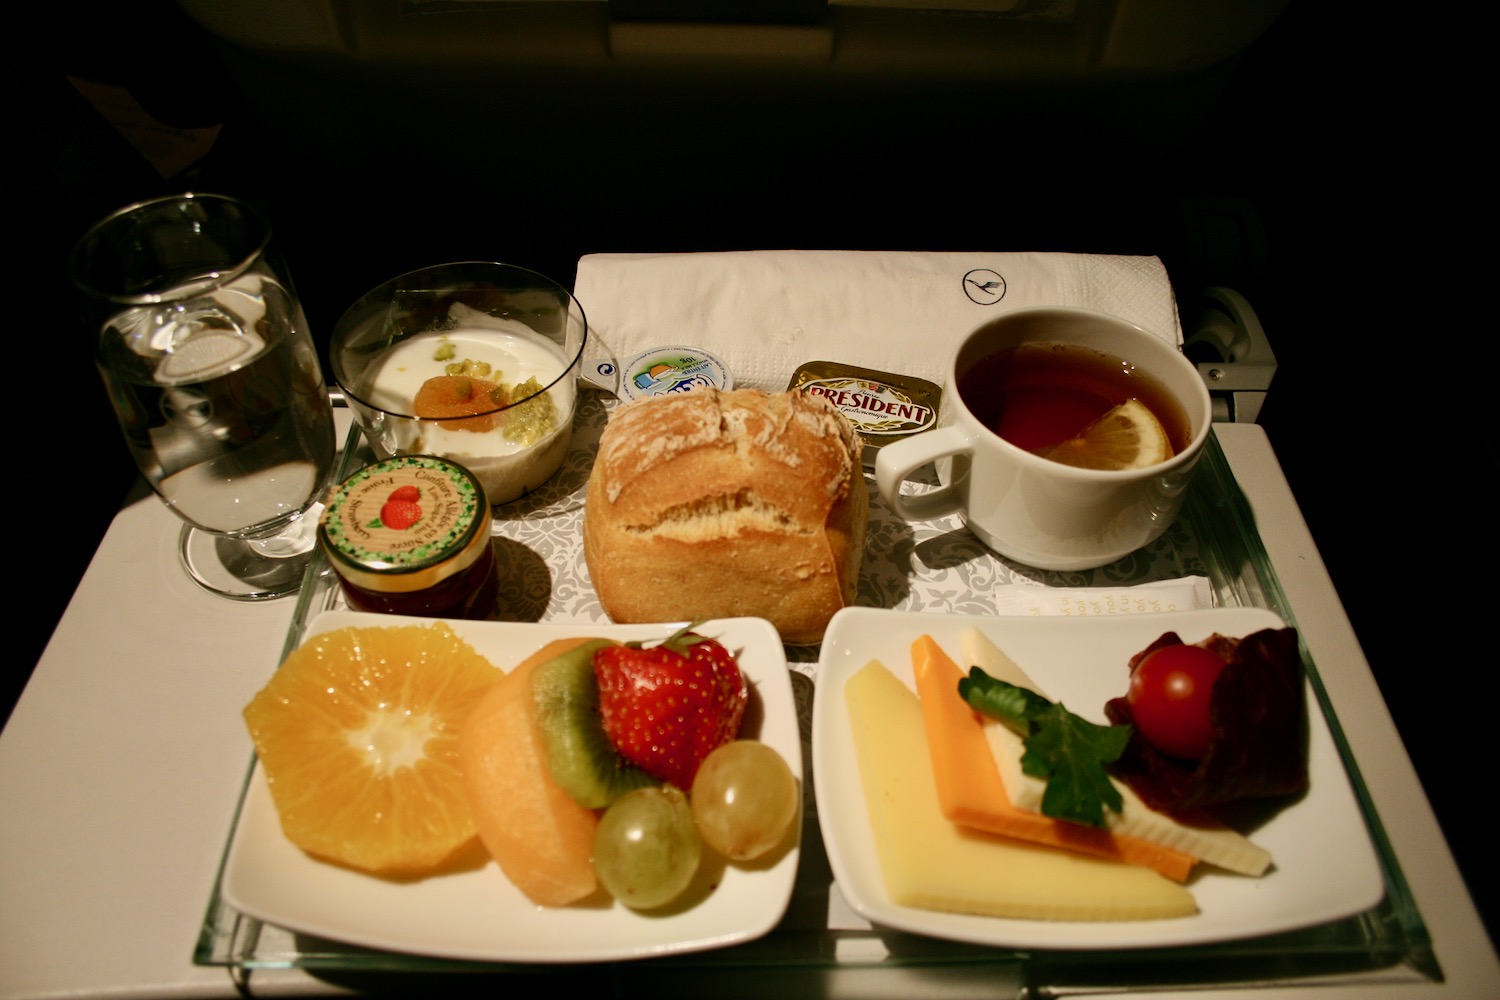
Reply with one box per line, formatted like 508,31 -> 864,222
1126,644 -> 1227,760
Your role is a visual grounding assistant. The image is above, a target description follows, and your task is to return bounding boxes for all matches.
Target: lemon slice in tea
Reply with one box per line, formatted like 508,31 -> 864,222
1042,399 -> 1173,471
243,623 -> 504,876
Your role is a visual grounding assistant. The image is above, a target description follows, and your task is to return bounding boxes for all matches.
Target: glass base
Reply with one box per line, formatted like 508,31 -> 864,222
178,509 -> 321,601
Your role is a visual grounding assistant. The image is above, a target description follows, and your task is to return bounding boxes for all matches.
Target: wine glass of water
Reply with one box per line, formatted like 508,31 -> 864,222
71,192 -> 337,600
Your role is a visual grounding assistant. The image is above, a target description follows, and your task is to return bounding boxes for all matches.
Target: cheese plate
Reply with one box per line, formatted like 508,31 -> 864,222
222,612 -> 801,963
812,606 -> 1385,950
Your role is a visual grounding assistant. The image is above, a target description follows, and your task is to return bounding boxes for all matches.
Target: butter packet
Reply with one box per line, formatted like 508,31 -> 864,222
788,361 -> 941,468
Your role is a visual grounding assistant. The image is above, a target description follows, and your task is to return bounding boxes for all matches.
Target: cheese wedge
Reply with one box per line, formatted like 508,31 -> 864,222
911,634 -> 1197,882
958,626 -> 1272,877
845,659 -> 1197,921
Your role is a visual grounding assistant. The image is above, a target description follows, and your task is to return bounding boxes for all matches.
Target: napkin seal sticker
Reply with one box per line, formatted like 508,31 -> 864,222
788,361 -> 942,468
618,346 -> 733,401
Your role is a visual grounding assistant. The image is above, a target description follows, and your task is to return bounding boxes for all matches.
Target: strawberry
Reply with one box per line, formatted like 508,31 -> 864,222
387,485 -> 421,504
379,499 -> 422,530
593,625 -> 748,789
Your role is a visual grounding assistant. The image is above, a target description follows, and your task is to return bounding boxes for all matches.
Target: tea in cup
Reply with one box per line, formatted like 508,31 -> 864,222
874,308 -> 1212,570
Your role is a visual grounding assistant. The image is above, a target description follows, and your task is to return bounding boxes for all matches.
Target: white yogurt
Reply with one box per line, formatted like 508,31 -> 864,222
355,319 -> 575,504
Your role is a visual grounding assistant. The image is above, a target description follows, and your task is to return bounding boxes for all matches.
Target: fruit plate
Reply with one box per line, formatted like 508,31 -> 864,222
221,611 -> 802,964
812,606 -> 1386,951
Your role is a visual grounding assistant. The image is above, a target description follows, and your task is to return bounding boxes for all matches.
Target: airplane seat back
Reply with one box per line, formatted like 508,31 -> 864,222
171,0 -> 1294,324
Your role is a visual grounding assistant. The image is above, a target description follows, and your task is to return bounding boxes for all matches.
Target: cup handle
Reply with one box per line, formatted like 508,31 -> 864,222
874,425 -> 969,522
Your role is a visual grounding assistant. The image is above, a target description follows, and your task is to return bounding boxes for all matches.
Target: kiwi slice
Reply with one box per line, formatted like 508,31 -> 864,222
531,638 -> 659,809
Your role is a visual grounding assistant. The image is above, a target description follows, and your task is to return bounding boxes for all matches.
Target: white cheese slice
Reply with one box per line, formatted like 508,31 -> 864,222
958,626 -> 1272,877
845,659 -> 1197,921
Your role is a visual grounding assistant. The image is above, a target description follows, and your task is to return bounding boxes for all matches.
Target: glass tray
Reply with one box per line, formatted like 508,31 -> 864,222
196,393 -> 1438,996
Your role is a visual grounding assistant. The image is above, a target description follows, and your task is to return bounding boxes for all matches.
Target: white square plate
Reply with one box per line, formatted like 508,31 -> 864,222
812,606 -> 1386,950
222,612 -> 801,963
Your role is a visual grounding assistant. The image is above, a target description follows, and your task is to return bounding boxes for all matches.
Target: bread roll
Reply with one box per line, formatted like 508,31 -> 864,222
584,388 -> 867,645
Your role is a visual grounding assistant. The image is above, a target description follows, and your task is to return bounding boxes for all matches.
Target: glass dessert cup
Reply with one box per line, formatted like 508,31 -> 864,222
329,262 -> 588,506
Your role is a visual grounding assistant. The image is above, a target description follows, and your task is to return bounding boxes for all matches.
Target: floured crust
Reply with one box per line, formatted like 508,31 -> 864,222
584,388 -> 868,645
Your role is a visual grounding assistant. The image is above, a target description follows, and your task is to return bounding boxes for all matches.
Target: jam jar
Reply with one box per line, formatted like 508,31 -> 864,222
318,455 -> 499,619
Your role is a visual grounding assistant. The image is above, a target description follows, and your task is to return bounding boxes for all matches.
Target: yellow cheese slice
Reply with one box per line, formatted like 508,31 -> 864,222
958,626 -> 1272,877
845,659 -> 1197,922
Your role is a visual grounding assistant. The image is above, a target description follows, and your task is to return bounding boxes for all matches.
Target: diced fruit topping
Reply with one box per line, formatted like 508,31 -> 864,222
501,377 -> 559,446
412,374 -> 507,431
444,357 -> 494,378
593,785 -> 702,909
594,625 -> 748,790
690,740 -> 800,861
242,623 -> 504,876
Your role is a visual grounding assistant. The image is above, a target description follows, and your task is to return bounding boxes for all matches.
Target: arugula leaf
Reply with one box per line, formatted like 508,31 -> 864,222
1022,700 -> 1130,827
958,667 -> 1131,828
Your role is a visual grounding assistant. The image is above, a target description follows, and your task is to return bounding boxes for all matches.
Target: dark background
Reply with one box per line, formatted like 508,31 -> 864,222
8,0 -> 1490,955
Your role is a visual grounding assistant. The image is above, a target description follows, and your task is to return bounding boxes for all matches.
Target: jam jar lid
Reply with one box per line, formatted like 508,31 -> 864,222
319,455 -> 492,594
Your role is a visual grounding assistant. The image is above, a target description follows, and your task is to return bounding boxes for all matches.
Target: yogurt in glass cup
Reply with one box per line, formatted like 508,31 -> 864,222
330,262 -> 588,505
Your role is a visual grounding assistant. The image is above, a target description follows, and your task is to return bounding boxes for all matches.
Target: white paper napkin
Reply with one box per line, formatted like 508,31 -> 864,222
573,250 -> 1182,391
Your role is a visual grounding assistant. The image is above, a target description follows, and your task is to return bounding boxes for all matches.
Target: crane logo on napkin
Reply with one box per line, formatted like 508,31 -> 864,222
962,268 -> 1008,305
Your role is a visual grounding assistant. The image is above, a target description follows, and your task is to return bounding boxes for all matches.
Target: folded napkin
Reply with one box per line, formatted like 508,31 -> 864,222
573,250 -> 1182,391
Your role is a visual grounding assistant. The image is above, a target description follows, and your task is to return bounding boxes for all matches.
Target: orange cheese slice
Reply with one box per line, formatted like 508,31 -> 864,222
912,634 -> 1197,882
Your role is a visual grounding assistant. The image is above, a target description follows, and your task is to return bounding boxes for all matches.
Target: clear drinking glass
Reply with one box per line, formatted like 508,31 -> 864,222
71,192 -> 337,600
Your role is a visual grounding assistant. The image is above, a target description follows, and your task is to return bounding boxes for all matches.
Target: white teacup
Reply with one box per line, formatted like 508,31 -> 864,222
874,308 -> 1213,571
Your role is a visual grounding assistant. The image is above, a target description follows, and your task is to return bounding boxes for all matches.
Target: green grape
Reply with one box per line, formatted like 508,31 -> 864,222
593,785 -> 701,909
690,740 -> 799,861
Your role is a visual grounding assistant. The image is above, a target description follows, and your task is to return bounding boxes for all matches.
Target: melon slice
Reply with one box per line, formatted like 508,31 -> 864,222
459,637 -> 602,906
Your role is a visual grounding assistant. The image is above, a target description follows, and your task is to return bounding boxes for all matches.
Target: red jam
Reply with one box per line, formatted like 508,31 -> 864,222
318,455 -> 499,620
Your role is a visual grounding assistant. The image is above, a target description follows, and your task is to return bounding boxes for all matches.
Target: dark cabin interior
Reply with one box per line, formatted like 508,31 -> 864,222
7,0 -> 1489,952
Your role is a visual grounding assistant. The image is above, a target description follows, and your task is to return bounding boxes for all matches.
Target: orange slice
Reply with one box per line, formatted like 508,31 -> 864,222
243,623 -> 504,876
1042,399 -> 1173,471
